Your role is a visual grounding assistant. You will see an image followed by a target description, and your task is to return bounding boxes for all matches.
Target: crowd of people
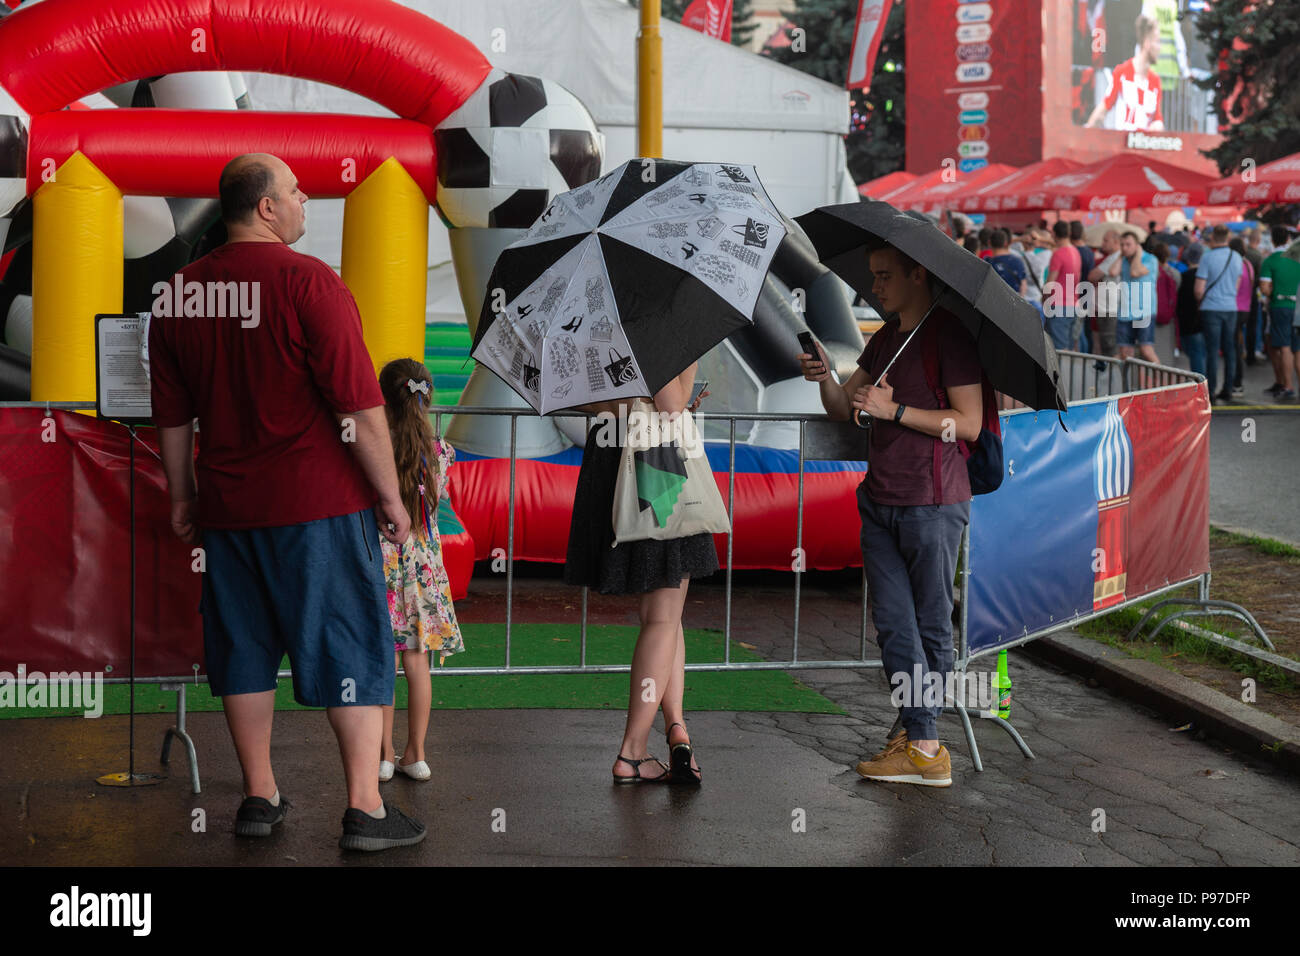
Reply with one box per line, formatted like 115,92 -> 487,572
954,218 -> 1300,403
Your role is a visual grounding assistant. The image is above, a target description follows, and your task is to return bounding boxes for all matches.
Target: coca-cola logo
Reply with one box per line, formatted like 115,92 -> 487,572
986,197 -> 1001,210
1243,183 -> 1271,200
1151,192 -> 1189,207
1207,186 -> 1233,204
1284,182 -> 1300,201
1027,192 -> 1047,207
1089,195 -> 1129,211
1052,196 -> 1075,210
1266,158 -> 1300,173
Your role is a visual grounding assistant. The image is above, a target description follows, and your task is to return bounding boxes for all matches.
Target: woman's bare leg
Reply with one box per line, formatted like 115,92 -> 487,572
612,579 -> 689,780
659,619 -> 700,777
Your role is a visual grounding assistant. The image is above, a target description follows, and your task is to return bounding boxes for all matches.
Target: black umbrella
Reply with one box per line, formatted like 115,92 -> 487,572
794,200 -> 1066,412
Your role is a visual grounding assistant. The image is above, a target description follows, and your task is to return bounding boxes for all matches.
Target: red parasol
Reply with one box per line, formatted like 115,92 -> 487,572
1205,152 -> 1300,206
1035,153 -> 1214,212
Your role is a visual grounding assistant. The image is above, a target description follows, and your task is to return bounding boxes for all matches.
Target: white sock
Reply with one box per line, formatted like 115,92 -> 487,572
914,745 -> 938,759
366,802 -> 387,819
269,790 -> 280,807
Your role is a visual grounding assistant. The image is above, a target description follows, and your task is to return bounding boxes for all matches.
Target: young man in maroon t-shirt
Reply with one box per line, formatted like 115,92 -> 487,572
799,245 -> 983,787
150,154 -> 424,850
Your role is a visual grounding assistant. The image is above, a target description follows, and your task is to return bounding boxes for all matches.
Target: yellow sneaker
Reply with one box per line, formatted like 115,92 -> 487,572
855,742 -> 952,788
867,729 -> 909,762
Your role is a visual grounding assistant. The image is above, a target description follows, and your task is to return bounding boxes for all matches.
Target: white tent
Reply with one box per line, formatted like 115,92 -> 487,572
243,0 -> 853,324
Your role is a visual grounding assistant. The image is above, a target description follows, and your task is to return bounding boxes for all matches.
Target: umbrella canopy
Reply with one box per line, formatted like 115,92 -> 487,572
795,200 -> 1065,411
471,159 -> 786,415
1206,153 -> 1300,206
858,170 -> 916,199
909,163 -> 1018,210
965,157 -> 1083,213
879,168 -> 956,206
1082,221 -> 1147,247
1036,153 -> 1214,212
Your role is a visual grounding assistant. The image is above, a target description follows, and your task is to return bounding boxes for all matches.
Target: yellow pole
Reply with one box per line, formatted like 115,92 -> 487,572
340,158 -> 429,375
31,151 -> 123,404
637,0 -> 663,159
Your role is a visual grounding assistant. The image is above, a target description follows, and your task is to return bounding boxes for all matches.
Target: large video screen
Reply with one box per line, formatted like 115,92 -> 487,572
1070,0 -> 1216,134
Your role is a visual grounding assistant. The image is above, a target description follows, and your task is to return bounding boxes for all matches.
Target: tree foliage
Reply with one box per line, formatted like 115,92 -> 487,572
763,0 -> 906,184
1195,0 -> 1300,174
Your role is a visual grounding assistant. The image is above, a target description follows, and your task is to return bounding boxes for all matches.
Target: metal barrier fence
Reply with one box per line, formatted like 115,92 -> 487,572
2,355 -> 1271,785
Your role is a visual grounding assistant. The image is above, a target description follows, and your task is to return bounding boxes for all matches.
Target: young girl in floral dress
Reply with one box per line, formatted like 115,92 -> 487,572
377,359 -> 465,782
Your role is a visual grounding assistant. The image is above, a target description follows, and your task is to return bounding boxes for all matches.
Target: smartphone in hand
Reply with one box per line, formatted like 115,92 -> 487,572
689,380 -> 709,407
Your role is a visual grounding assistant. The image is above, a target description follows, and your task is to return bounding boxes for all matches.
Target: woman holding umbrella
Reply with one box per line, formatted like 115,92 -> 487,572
470,160 -> 790,785
566,373 -> 713,784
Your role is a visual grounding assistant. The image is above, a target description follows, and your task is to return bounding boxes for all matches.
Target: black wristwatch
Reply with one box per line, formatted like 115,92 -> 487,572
894,403 -> 907,423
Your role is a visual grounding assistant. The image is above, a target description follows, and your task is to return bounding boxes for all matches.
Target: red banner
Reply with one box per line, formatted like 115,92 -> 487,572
0,409 -> 204,676
681,0 -> 733,42
846,0 -> 895,90
904,0 -> 1043,173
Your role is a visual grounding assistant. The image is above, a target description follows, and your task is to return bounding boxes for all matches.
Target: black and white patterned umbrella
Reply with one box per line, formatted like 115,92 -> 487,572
471,159 -> 786,415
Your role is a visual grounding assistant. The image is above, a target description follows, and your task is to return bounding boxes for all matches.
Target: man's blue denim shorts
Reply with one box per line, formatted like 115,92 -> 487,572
199,508 -> 395,708
1116,319 -> 1155,346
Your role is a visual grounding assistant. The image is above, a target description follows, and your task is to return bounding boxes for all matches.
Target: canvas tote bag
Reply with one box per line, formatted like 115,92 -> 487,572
611,399 -> 730,546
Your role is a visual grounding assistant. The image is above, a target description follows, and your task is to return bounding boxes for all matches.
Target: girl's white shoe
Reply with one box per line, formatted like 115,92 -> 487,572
379,760 -> 395,782
396,760 -> 431,781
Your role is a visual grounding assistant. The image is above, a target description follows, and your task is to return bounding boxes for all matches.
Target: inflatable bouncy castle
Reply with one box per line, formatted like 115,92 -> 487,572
0,0 -> 869,581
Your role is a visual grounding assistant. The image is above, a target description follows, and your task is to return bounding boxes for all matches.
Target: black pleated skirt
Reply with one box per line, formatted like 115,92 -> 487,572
563,431 -> 720,596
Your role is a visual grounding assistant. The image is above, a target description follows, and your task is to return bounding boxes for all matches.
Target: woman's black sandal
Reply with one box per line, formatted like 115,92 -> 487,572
665,722 -> 702,785
613,754 -> 668,784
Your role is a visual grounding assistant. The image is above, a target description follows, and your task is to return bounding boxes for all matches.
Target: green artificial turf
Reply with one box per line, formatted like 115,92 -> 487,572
0,624 -> 843,718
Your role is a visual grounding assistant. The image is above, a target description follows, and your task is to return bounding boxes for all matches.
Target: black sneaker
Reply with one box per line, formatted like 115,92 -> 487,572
234,795 -> 290,837
338,801 -> 427,852
1266,383 -> 1285,396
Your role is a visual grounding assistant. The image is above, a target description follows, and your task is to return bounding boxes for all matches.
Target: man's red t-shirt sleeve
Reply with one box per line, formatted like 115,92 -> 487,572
299,285 -> 385,414
147,317 -> 195,427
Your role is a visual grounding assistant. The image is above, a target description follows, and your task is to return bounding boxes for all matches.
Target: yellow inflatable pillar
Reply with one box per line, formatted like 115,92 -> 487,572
341,158 -> 428,375
31,151 -> 123,404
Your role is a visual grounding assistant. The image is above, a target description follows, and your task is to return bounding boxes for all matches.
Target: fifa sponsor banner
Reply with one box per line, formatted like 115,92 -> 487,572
966,387 -> 1209,654
846,0 -> 895,89
905,0 -> 1042,173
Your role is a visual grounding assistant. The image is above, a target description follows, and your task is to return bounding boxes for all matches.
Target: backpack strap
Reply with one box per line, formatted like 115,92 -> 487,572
918,317 -> 946,505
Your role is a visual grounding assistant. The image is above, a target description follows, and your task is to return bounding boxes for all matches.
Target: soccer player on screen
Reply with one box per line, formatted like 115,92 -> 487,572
1085,13 -> 1164,131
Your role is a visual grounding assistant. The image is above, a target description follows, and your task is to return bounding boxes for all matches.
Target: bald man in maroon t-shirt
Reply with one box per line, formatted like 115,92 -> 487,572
150,154 -> 424,850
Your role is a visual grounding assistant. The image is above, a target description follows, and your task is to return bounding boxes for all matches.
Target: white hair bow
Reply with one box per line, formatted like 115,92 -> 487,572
406,378 -> 430,395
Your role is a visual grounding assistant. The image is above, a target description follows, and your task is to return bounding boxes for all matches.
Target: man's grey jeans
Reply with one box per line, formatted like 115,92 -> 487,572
858,485 -> 970,741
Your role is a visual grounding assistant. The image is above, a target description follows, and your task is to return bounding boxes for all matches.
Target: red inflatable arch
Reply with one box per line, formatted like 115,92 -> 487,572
0,0 -> 491,126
